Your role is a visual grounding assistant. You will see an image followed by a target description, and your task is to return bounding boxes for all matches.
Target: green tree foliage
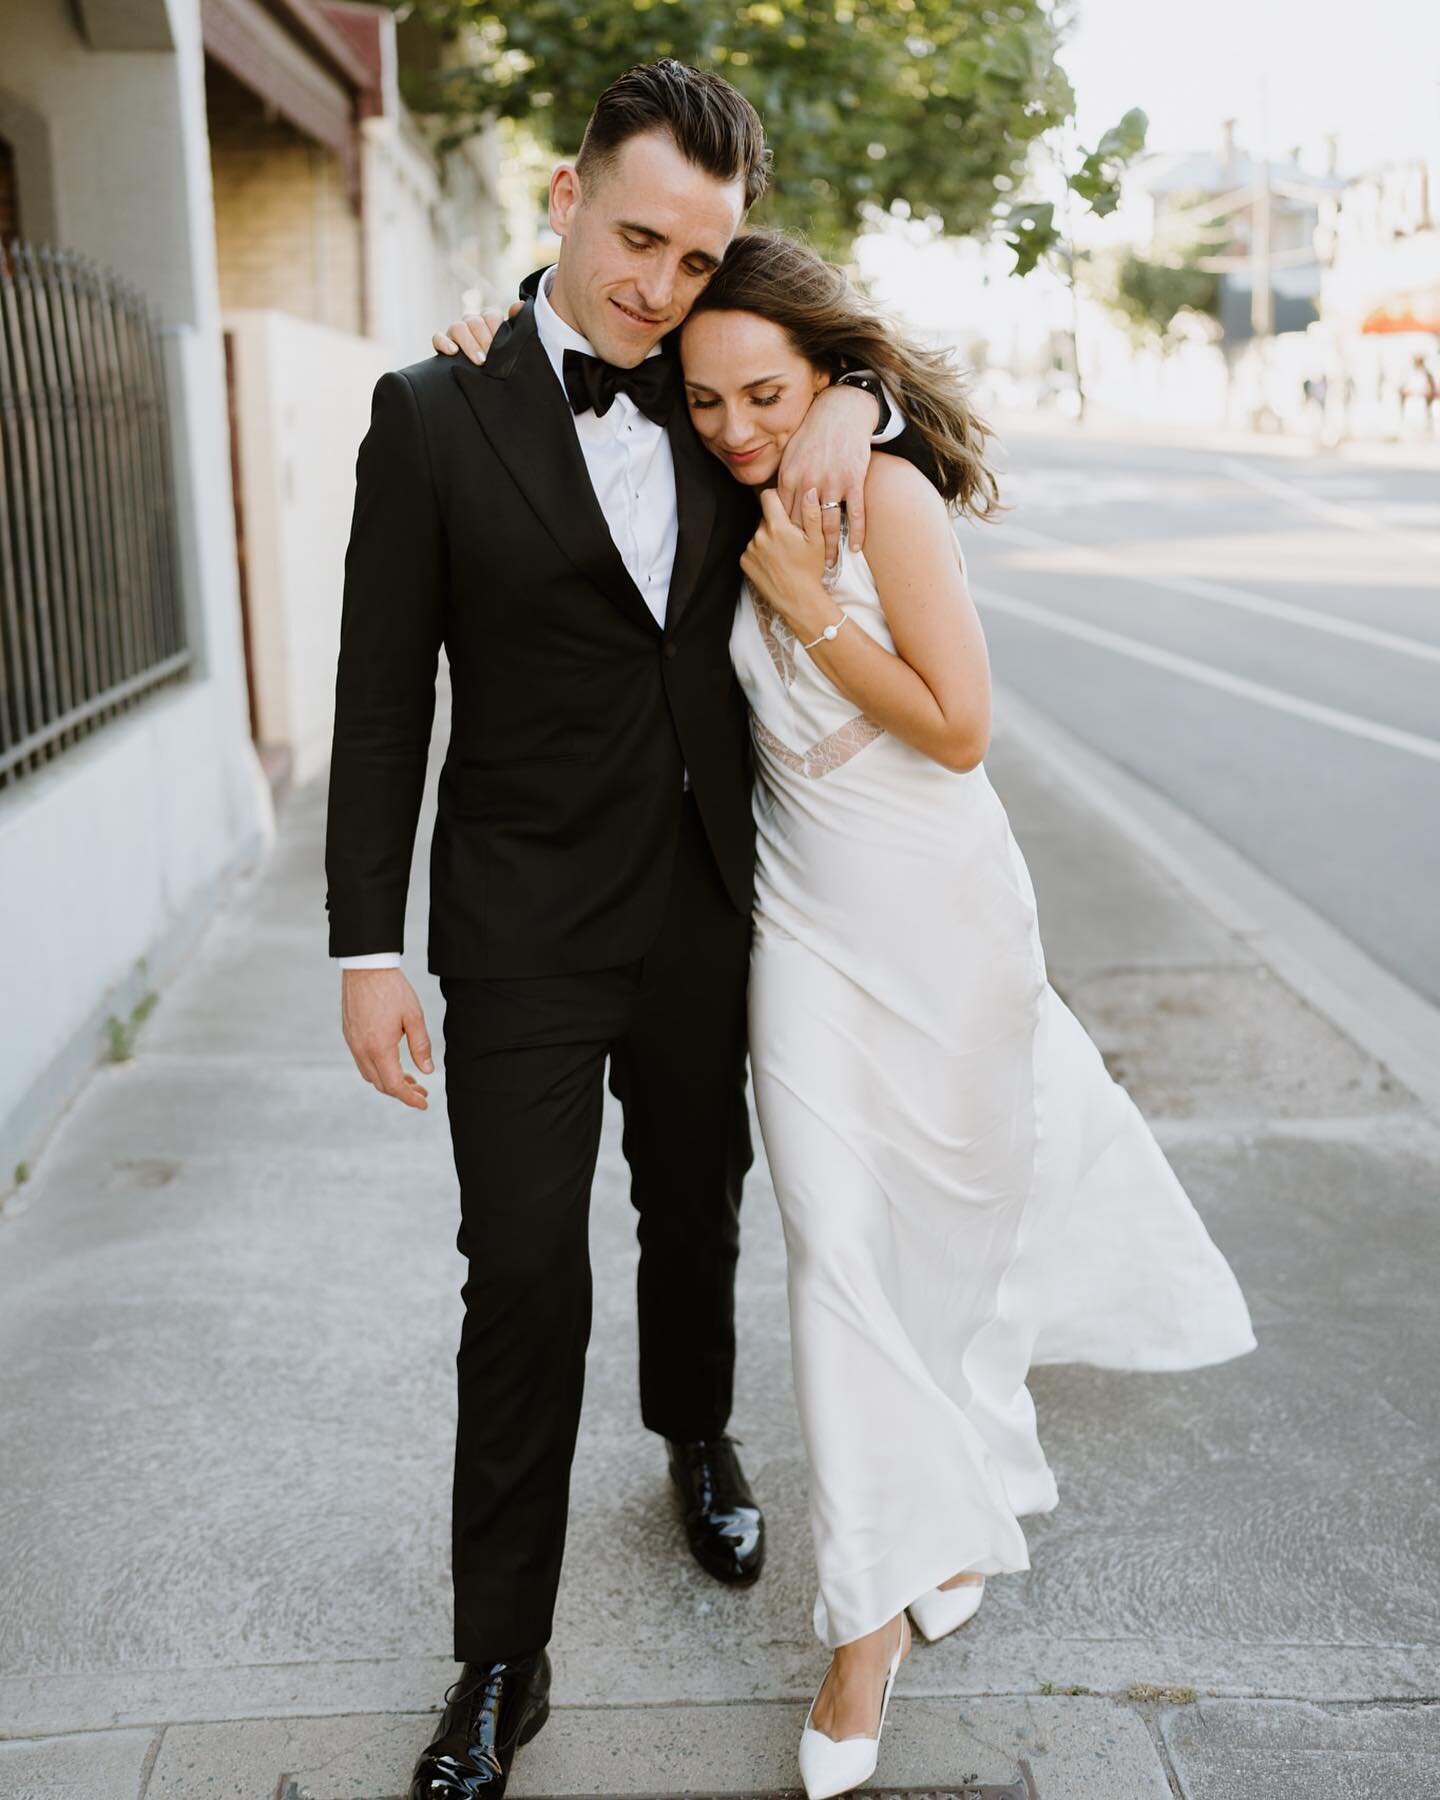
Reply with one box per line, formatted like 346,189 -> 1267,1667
389,0 -> 1075,254
1108,248 -> 1220,347
1001,107 -> 1149,276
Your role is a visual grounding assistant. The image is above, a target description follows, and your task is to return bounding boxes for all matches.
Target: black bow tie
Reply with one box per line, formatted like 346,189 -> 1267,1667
563,348 -> 676,426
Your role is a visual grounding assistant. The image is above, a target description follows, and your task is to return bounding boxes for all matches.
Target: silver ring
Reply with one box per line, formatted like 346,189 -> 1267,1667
819,499 -> 843,510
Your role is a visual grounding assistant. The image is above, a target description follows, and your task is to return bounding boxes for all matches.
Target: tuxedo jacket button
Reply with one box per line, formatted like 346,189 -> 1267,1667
663,643 -> 678,660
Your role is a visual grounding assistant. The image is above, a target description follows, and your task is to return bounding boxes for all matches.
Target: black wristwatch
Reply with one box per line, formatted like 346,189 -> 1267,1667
834,368 -> 891,435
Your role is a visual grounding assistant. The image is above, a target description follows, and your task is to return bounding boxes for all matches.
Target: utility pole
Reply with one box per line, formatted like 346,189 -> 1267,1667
1250,82 -> 1273,338
1251,154 -> 1274,337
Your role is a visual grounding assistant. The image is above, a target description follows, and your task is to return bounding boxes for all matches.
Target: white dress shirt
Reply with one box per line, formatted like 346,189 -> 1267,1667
534,270 -> 679,626
337,270 -> 901,969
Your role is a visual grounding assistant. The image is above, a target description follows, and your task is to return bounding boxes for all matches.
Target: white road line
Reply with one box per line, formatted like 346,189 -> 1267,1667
1159,573 -> 1440,665
993,522 -> 1440,666
975,585 -> 1440,765
1218,455 -> 1440,549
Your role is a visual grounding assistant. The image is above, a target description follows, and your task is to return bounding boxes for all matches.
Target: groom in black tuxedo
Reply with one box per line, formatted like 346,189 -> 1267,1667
326,59 -> 922,1799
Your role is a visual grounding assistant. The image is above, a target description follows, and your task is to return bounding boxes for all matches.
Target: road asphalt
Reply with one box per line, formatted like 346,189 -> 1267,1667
1,658 -> 1437,1796
964,418 -> 1440,1012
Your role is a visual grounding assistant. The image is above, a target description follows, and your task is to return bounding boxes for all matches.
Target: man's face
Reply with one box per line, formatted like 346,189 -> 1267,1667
548,130 -> 746,367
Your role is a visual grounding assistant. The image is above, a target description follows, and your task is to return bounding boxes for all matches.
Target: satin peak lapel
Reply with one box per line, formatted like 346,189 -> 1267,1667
664,403 -> 720,633
450,304 -> 658,637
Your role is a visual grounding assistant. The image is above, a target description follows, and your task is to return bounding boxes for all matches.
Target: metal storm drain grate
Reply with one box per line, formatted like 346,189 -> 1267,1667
276,1765 -> 1038,1800
275,1780 -> 1037,1800
673,1777 -> 1040,1800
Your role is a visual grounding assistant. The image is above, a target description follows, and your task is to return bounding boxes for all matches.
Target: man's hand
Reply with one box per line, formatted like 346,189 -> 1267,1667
775,383 -> 881,565
431,303 -> 522,366
341,968 -> 434,1110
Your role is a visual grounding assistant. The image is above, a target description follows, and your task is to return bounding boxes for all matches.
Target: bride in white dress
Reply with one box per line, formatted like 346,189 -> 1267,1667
677,232 -> 1256,1798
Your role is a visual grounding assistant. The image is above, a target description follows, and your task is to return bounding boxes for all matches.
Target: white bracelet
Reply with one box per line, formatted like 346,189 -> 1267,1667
802,610 -> 850,652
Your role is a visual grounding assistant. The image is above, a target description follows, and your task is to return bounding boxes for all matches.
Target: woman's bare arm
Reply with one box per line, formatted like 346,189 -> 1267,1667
740,457 -> 991,773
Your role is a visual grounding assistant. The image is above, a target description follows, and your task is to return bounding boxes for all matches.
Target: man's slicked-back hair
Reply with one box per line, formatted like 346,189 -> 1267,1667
575,60 -> 771,211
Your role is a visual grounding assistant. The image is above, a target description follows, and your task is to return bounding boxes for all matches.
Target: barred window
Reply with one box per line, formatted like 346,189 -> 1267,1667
0,244 -> 189,787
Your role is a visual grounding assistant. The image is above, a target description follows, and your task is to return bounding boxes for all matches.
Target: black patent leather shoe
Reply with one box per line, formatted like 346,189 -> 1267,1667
667,1435 -> 765,1585
408,1651 -> 551,1798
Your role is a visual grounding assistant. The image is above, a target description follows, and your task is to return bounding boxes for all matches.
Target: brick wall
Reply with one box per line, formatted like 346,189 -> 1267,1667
206,59 -> 362,335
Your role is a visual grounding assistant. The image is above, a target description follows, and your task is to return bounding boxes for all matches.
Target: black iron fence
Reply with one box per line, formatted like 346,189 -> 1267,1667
0,241 -> 190,789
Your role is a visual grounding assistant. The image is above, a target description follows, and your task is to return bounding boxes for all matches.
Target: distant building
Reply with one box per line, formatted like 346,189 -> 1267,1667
1063,124 -> 1348,433
1123,123 -> 1344,348
1315,154 -> 1440,439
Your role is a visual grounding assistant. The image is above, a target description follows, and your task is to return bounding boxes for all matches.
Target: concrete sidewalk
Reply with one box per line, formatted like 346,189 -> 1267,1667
2,694 -> 1437,1799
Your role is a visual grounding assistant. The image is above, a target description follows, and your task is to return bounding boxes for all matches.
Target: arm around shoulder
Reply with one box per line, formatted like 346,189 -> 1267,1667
868,399 -> 947,490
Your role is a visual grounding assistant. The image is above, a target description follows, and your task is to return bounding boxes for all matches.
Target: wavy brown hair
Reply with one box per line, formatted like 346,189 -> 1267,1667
686,230 -> 1000,522
577,61 -> 771,210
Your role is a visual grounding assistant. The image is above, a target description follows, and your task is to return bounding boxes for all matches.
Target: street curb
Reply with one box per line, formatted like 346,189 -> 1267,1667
992,680 -> 1440,1118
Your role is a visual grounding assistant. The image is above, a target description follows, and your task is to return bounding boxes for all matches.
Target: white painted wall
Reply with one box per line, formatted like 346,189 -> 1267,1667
362,115 -> 462,363
356,3 -> 538,360
0,682 -> 273,1183
0,0 -> 270,1184
225,310 -> 396,784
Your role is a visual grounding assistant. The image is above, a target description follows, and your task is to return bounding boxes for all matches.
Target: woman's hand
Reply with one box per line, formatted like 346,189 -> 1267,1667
431,302 -> 521,365
741,488 -> 835,639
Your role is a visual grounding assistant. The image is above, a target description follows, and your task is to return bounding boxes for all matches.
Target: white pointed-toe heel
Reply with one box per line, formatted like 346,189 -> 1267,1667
907,1576 -> 985,1643
797,1616 -> 908,1800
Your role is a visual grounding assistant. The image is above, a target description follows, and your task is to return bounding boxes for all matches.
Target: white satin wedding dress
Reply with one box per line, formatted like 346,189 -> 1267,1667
730,535 -> 1256,1650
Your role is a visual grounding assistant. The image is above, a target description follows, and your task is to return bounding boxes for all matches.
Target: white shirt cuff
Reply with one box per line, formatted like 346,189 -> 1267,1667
336,952 -> 402,969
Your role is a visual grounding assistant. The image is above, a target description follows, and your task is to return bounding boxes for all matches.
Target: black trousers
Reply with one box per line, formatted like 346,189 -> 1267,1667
439,795 -> 753,1661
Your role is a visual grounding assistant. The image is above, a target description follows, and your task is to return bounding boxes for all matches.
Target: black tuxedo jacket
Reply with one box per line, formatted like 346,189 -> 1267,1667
324,282 -> 938,978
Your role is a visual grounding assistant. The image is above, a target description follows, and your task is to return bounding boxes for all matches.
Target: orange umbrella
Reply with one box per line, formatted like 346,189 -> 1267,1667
1361,288 -> 1440,333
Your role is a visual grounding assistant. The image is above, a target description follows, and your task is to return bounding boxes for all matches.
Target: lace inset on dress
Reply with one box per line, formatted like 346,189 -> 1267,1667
745,578 -> 885,779
750,587 -> 798,688
753,713 -> 885,780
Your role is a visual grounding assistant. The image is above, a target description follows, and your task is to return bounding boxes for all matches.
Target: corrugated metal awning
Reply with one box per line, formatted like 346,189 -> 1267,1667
201,0 -> 373,195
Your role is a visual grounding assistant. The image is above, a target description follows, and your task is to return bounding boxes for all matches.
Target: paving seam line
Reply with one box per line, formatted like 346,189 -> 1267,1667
991,680 -> 1440,1117
1134,1710 -> 1184,1800
136,1726 -> 166,1800
7,1690 -> 1439,1744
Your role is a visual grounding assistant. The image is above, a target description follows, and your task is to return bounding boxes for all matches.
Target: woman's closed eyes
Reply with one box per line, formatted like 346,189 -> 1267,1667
687,392 -> 784,410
